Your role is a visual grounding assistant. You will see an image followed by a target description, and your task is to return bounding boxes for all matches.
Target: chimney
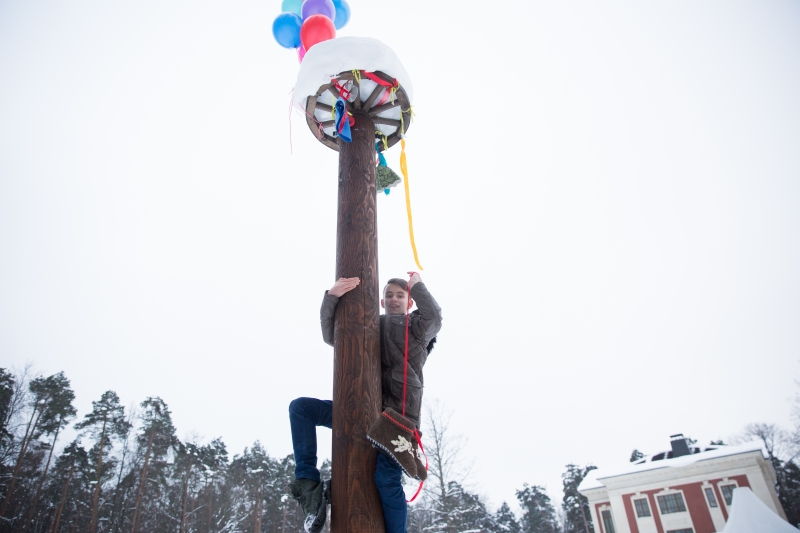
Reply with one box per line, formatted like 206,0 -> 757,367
670,434 -> 691,458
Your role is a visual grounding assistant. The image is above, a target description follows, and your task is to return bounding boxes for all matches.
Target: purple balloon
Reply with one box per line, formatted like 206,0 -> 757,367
301,0 -> 335,21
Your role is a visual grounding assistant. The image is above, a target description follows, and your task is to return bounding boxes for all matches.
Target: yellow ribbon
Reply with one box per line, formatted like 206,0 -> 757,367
376,132 -> 389,151
400,138 -> 423,270
351,69 -> 361,83
399,106 -> 416,137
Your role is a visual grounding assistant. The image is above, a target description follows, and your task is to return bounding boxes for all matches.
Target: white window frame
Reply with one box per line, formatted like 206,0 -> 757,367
599,506 -> 616,533
597,503 -> 617,533
656,490 -> 688,515
701,483 -> 718,509
718,479 -> 739,510
633,495 -> 652,518
654,488 -> 695,533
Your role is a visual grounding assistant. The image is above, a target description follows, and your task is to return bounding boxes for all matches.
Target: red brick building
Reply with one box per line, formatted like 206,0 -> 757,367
577,436 -> 788,533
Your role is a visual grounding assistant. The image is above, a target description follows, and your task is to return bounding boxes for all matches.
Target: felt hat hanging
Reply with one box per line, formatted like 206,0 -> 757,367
376,142 -> 401,195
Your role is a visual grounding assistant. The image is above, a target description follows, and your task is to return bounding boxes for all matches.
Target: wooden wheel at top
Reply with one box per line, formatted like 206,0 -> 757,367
304,70 -> 412,152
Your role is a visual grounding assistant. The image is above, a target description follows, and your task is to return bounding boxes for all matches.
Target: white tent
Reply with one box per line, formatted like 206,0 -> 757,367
721,487 -> 796,533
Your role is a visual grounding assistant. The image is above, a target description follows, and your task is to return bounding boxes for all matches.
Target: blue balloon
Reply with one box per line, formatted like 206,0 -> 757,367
272,12 -> 303,49
332,0 -> 351,29
281,0 -> 303,16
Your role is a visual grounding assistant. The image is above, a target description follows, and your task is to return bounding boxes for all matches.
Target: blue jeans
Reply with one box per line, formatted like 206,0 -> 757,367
288,397 -> 407,533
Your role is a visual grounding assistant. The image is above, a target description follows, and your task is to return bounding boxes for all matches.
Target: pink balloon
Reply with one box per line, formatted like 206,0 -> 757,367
297,45 -> 307,63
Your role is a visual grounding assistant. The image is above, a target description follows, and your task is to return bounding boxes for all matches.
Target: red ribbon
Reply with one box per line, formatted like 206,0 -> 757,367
401,273 -> 427,502
362,71 -> 399,108
361,70 -> 399,89
402,313 -> 409,417
336,113 -> 354,135
333,79 -> 352,101
401,272 -> 416,417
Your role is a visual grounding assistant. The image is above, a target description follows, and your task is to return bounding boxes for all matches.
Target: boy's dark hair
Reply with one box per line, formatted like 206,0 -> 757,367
383,278 -> 408,294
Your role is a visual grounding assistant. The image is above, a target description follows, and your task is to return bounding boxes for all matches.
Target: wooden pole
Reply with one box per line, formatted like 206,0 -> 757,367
331,111 -> 385,533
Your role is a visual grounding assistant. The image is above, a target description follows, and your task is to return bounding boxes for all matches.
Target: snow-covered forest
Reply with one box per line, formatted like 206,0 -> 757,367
1,366 -> 798,533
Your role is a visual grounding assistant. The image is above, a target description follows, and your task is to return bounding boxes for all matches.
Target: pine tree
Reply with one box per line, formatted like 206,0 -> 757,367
106,406 -> 136,533
23,372 -> 77,532
246,444 -> 269,533
130,397 -> 177,533
44,441 -> 90,533
220,442 -> 292,533
1,371 -> 76,522
561,464 -> 596,533
779,460 -> 800,526
406,495 -> 433,533
173,441 -> 203,533
629,450 -> 644,462
275,454 -> 302,533
74,390 -> 131,533
1,373 -> 42,519
516,484 -> 558,533
442,481 -> 492,532
0,369 -> 14,455
0,368 -> 16,515
0,365 -> 35,471
406,481 -> 493,533
492,502 -> 521,533
738,422 -> 799,526
196,437 -> 228,533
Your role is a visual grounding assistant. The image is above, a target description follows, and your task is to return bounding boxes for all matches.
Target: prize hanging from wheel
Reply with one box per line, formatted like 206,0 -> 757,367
271,0 -> 424,271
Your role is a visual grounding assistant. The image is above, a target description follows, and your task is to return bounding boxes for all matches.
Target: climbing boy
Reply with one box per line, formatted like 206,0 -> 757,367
288,272 -> 442,533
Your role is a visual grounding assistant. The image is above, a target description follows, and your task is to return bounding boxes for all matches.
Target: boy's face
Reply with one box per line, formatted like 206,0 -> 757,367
381,284 -> 411,315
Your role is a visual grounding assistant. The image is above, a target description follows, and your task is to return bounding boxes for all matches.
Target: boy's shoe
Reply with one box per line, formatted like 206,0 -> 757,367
288,478 -> 330,533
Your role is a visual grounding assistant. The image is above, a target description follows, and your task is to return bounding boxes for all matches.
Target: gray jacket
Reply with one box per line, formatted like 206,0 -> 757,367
320,282 -> 442,426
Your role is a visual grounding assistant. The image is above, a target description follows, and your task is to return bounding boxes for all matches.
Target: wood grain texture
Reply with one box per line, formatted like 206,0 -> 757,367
332,112 -> 385,533
306,89 -> 338,151
362,84 -> 385,114
368,100 -> 401,117
372,117 -> 401,128
381,85 -> 411,151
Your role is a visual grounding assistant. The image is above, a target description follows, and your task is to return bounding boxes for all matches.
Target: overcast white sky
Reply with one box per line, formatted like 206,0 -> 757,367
1,0 -> 799,513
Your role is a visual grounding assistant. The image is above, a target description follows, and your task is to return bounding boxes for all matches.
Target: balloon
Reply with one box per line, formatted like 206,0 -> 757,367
280,0 -> 303,16
300,14 -> 336,50
332,0 -> 351,29
297,45 -> 307,63
272,13 -> 303,49
301,0 -> 335,21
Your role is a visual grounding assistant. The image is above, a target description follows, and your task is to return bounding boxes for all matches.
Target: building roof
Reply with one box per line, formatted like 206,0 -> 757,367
578,441 -> 768,492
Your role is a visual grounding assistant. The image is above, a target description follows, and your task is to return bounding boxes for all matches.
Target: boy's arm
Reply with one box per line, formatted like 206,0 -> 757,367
320,277 -> 360,347
320,292 -> 339,347
409,281 -> 443,341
